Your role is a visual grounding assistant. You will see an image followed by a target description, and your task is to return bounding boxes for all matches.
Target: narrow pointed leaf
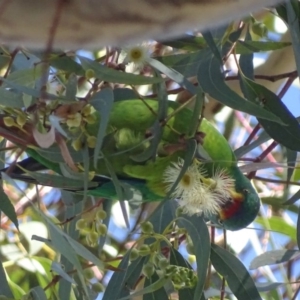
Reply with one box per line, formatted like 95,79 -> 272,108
79,56 -> 162,85
0,259 -> 13,298
197,53 -> 282,123
250,249 -> 300,269
256,216 -> 297,241
91,88 -> 114,168
0,176 -> 18,229
211,244 -> 262,300
177,216 -> 210,300
143,272 -> 168,300
242,77 -> 300,151
102,251 -> 131,300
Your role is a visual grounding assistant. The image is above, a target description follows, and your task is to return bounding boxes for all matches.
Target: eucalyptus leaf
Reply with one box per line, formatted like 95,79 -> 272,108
65,73 -> 78,100
29,286 -> 48,300
102,250 -> 131,300
91,88 -> 114,168
50,56 -> 85,75
197,52 -> 283,123
211,244 -> 262,300
287,1 -> 300,79
241,77 -> 300,151
177,216 -> 209,300
143,272 -> 168,300
256,216 -> 297,242
79,56 -> 162,85
0,176 -> 19,230
0,258 -> 13,297
0,89 -> 24,107
250,249 -> 300,269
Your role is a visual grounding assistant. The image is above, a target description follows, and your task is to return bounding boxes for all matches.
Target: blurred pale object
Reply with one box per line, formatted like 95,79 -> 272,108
0,0 -> 283,49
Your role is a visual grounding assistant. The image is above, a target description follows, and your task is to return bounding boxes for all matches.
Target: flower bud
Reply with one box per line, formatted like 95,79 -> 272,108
138,244 -> 151,256
76,219 -> 88,231
83,268 -> 94,280
140,221 -> 154,234
87,136 -> 97,148
92,282 -> 104,293
129,248 -> 139,261
158,257 -> 169,270
252,22 -> 268,38
72,138 -> 82,151
96,223 -> 107,236
87,231 -> 99,244
3,116 -> 15,127
16,114 -> 27,127
142,263 -> 155,278
96,210 -> 107,221
85,69 -> 95,80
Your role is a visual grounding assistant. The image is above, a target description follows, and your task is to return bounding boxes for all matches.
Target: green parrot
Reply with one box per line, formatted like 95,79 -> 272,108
2,99 -> 260,231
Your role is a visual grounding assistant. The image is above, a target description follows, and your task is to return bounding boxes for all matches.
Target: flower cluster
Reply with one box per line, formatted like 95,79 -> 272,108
163,159 -> 235,217
75,209 -> 107,247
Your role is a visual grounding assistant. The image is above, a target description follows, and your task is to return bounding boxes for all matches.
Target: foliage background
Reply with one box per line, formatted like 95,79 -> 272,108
0,1 -> 300,300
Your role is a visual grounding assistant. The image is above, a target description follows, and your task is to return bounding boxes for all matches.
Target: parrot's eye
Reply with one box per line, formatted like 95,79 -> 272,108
217,219 -> 224,226
243,189 -> 249,194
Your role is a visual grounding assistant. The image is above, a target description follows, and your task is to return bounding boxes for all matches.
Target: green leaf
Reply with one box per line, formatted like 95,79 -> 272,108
161,35 -> 290,54
197,52 -> 282,122
118,275 -> 168,300
283,189 -> 300,205
124,256 -> 147,290
202,30 -> 222,62
158,51 -> 202,78
51,261 -> 76,283
20,171 -> 98,190
287,1 -> 300,80
0,76 -> 66,101
256,216 -> 297,241
148,200 -> 176,234
114,88 -> 137,101
236,41 -> 291,54
297,207 -> 300,250
5,64 -> 44,87
32,213 -> 105,271
30,145 -> 85,164
256,282 -> 283,292
91,88 -> 114,168
250,249 -> 300,269
65,73 -> 78,100
0,259 -> 14,298
211,244 -> 262,300
143,272 -> 168,300
0,89 -> 24,107
0,177 -> 18,230
31,230 -> 87,296
79,56 -> 163,85
241,77 -> 300,151
161,35 -> 207,51
188,91 -> 205,138
234,131 -> 270,158
50,56 -> 85,75
102,250 -> 131,300
29,286 -> 48,300
148,57 -> 198,95
286,148 -> 297,182
177,216 -> 210,300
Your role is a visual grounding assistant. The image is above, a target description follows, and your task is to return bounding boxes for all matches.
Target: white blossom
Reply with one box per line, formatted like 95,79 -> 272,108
122,44 -> 150,70
163,159 -> 235,217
